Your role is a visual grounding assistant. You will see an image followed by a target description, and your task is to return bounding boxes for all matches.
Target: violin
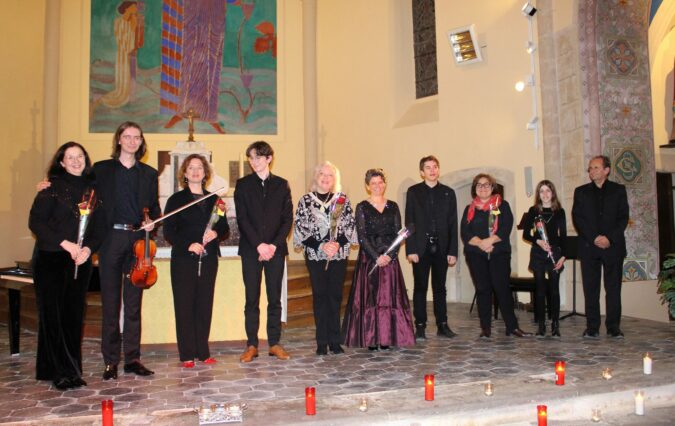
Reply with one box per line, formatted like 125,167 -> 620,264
130,208 -> 157,288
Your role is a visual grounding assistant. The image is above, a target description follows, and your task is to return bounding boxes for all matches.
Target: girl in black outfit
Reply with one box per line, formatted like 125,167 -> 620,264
521,180 -> 566,337
460,173 -> 530,338
29,142 -> 98,390
163,154 -> 229,368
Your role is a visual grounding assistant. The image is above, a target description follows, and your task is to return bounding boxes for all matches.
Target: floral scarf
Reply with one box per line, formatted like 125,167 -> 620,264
466,194 -> 502,234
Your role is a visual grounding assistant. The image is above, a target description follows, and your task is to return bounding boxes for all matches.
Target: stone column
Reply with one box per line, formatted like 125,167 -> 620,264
302,0 -> 318,187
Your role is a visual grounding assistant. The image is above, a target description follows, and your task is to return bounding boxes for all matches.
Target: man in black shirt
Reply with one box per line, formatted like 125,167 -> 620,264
93,122 -> 161,379
572,155 -> 629,339
234,141 -> 293,362
405,156 -> 458,340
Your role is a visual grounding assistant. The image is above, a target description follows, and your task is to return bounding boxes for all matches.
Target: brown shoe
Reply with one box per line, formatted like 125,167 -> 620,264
268,344 -> 290,360
239,345 -> 258,363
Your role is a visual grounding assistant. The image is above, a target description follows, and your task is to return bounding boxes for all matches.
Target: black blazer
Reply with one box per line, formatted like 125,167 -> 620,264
91,159 -> 161,251
572,180 -> 629,259
404,182 -> 458,257
234,172 -> 293,258
163,188 -> 230,259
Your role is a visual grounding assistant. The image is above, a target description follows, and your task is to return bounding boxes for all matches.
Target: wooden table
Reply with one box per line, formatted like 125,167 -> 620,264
0,272 -> 33,355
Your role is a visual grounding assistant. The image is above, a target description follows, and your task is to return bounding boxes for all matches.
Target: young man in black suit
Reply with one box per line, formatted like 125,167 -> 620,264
405,155 -> 459,340
572,155 -> 629,339
234,141 -> 293,362
93,121 -> 161,379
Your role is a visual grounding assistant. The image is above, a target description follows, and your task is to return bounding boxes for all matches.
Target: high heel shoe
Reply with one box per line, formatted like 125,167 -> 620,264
479,327 -> 491,338
316,344 -> 328,356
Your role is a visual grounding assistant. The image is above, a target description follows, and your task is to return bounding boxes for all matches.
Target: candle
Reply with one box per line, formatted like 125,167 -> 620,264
591,408 -> 602,422
643,353 -> 652,375
305,387 -> 316,415
424,374 -> 434,401
601,367 -> 612,380
634,390 -> 644,415
358,397 -> 368,412
484,382 -> 494,396
101,400 -> 113,426
537,405 -> 547,426
555,361 -> 565,386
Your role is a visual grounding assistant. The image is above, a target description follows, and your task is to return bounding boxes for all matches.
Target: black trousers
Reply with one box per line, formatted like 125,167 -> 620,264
306,258 -> 347,346
580,254 -> 623,332
465,252 -> 519,331
170,254 -> 218,361
412,247 -> 449,328
32,250 -> 91,381
241,254 -> 285,347
99,230 -> 144,365
533,266 -> 560,323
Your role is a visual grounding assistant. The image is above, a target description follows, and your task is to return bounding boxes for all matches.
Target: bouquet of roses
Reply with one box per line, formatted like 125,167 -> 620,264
74,189 -> 96,279
324,193 -> 347,270
198,197 -> 227,277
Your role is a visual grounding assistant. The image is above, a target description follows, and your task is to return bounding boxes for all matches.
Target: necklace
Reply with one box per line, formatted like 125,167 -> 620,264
311,192 -> 334,211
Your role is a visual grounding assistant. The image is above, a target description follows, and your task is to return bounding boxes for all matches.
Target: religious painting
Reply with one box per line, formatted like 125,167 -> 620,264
89,0 -> 277,135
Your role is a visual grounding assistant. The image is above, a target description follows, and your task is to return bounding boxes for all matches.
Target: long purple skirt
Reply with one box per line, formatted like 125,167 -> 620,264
341,251 -> 415,348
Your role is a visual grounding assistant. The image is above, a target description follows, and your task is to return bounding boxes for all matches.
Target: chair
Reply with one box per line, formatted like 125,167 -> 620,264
559,235 -> 585,320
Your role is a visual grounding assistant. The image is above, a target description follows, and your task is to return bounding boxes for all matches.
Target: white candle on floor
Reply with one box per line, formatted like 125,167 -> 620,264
643,353 -> 652,375
634,390 -> 644,416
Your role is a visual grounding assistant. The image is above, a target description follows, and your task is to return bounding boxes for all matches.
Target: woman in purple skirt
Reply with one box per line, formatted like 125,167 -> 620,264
342,169 -> 415,350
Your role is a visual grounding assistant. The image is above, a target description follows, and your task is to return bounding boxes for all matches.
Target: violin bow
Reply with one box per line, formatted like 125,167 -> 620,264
133,187 -> 227,231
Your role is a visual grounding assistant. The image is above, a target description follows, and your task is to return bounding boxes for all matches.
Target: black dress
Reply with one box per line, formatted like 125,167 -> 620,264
28,173 -> 96,381
163,189 -> 230,362
341,201 -> 415,348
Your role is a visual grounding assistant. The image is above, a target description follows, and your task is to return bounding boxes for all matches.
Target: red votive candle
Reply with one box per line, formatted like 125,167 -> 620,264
424,374 -> 434,401
555,361 -> 566,385
537,404 -> 547,426
101,399 -> 113,426
305,386 -> 316,415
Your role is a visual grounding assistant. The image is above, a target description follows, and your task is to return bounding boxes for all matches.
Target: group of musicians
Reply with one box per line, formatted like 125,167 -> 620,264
29,121 -> 629,391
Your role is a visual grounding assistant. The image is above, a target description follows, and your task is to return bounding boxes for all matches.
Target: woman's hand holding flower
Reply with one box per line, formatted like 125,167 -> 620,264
376,254 -> 391,267
75,247 -> 91,265
321,241 -> 339,258
189,243 -> 206,255
202,229 -> 217,245
536,239 -> 551,253
60,240 -> 80,260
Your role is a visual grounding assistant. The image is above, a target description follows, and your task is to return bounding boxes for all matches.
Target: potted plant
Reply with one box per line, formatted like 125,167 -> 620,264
657,254 -> 675,319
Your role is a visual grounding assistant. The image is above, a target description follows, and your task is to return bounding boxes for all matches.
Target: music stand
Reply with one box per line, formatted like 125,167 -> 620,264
560,235 -> 585,320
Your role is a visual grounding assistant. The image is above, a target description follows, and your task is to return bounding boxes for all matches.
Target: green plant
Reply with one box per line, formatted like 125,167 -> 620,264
657,254 -> 675,318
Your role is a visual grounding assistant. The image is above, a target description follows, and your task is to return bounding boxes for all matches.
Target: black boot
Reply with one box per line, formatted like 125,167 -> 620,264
535,321 -> 546,338
551,320 -> 561,338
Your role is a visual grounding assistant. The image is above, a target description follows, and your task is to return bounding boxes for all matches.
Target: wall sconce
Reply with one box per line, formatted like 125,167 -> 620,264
515,74 -> 535,92
526,41 -> 537,54
522,2 -> 537,17
526,116 -> 539,130
447,25 -> 483,65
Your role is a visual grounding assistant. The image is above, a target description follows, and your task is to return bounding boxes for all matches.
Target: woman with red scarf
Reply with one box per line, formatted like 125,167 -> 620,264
460,174 -> 531,338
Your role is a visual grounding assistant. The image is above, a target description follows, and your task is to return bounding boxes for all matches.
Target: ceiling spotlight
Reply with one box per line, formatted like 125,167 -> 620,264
526,116 -> 539,130
526,41 -> 537,54
522,2 -> 537,17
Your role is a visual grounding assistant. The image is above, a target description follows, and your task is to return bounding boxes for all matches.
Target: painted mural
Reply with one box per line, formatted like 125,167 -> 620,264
89,0 -> 277,135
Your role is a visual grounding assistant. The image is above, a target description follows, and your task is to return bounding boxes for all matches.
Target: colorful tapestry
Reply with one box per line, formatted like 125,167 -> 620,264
90,0 -> 277,135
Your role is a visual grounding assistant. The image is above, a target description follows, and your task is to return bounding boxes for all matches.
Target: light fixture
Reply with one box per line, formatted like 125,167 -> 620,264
526,41 -> 537,54
515,81 -> 526,92
526,116 -> 539,130
522,2 -> 537,17
447,25 -> 483,65
515,74 -> 535,92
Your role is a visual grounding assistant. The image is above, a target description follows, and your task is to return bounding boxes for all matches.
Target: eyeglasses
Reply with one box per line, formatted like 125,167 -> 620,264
476,183 -> 492,189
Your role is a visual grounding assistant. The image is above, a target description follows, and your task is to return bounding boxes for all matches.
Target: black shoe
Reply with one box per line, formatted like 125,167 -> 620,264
535,322 -> 546,338
52,377 -> 72,390
316,344 -> 328,356
102,364 -> 118,380
607,328 -> 624,339
69,377 -> 87,388
551,321 -> 561,338
479,328 -> 491,338
582,329 -> 600,339
415,325 -> 426,340
367,345 -> 379,351
379,345 -> 390,351
436,323 -> 457,338
329,343 -> 344,354
123,361 -> 154,376
506,328 -> 533,337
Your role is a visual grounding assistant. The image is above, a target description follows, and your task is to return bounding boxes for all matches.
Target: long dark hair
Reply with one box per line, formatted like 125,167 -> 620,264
111,121 -> 147,160
533,179 -> 561,212
47,141 -> 93,179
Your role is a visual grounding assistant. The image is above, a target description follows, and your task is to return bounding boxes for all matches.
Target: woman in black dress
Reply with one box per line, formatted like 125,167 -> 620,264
294,161 -> 356,356
460,173 -> 530,338
521,180 -> 566,337
29,141 -> 97,390
163,154 -> 229,368
342,169 -> 415,350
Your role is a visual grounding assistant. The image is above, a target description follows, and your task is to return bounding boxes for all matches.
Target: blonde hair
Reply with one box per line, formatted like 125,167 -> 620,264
309,161 -> 342,193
